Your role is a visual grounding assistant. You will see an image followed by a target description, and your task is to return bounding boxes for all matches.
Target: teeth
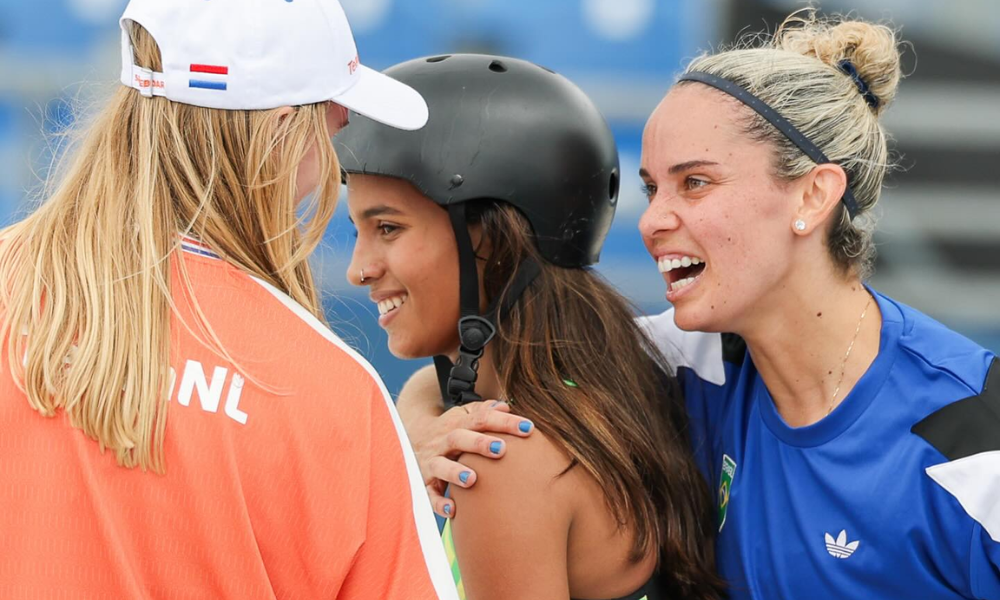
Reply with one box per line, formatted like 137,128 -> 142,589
670,277 -> 697,292
658,255 -> 705,273
377,295 -> 408,316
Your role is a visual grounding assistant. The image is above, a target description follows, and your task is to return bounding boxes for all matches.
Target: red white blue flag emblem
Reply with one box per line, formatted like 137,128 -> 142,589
189,64 -> 229,91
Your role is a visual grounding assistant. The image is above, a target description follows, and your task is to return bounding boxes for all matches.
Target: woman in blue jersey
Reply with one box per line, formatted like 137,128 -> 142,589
400,11 -> 1000,600
634,11 -> 1000,598
338,54 -> 724,599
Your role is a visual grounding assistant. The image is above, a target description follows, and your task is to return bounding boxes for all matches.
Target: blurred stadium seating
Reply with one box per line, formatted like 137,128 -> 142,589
1,0 -> 997,394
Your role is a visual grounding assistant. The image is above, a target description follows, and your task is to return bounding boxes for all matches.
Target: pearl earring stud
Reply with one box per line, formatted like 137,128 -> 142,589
794,219 -> 807,232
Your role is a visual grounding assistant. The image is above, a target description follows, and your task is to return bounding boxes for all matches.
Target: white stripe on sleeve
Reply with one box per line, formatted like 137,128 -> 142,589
926,450 -> 1000,543
636,309 -> 727,386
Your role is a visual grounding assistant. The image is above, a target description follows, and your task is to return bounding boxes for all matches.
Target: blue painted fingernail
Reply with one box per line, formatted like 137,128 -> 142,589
459,471 -> 471,484
519,421 -> 533,434
490,441 -> 503,454
443,504 -> 451,515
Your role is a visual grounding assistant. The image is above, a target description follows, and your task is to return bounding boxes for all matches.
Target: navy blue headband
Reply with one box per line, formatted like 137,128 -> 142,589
677,71 -> 861,219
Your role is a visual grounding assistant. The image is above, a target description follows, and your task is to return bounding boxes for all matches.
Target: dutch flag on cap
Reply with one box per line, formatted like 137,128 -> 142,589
119,0 -> 429,128
189,64 -> 229,91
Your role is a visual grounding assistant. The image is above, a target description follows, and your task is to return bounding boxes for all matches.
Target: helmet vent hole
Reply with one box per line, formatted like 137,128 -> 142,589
609,171 -> 620,202
488,60 -> 508,73
427,55 -> 451,63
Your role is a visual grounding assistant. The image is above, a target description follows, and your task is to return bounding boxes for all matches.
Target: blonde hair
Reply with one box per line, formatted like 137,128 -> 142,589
0,23 -> 340,472
682,10 -> 904,278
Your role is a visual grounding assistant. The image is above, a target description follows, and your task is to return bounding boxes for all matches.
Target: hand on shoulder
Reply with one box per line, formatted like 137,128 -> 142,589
449,429 -> 579,600
397,365 -> 537,518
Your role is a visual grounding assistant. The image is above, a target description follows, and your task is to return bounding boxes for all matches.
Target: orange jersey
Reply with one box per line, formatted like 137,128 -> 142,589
0,239 -> 458,600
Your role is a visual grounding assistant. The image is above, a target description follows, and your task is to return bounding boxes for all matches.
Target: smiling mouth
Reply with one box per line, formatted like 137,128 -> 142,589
658,255 -> 707,292
377,294 -> 408,317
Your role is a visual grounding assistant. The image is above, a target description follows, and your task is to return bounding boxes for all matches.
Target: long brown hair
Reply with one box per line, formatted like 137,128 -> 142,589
0,22 -> 339,473
471,203 -> 725,598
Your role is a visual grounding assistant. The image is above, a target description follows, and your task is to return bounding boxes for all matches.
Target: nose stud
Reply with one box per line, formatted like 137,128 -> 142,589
794,219 -> 807,232
360,268 -> 366,283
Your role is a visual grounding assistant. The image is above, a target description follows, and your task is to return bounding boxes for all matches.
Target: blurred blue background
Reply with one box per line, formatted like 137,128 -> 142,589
2,0 -> 998,395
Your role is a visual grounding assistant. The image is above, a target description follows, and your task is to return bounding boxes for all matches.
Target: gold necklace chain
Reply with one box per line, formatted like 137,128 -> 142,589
828,295 -> 873,415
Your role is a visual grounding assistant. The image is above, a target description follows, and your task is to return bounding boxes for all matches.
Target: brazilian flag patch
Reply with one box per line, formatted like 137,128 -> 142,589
718,454 -> 737,532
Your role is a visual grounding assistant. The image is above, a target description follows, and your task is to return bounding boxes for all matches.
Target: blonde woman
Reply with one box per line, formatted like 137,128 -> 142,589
0,1 -> 458,598
401,11 -> 1000,600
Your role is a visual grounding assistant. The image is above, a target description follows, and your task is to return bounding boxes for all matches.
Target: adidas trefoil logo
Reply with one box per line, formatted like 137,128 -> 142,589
825,530 -> 860,559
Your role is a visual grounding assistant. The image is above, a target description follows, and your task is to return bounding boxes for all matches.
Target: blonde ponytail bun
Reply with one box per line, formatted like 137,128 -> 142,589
679,9 -> 909,279
776,12 -> 902,115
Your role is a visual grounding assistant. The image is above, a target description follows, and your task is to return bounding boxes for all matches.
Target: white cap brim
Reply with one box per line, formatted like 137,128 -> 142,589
333,65 -> 428,131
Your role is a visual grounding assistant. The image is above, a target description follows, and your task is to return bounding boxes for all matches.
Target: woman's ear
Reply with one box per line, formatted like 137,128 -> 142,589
791,163 -> 849,235
274,105 -> 296,122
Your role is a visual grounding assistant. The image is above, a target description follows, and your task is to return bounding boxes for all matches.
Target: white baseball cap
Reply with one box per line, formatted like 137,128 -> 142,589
119,0 -> 428,131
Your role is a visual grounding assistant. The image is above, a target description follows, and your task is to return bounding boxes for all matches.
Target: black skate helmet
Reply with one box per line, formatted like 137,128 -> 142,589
336,54 -> 619,405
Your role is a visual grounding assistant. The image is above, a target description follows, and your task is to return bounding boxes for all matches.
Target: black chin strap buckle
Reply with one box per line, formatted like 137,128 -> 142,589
445,316 -> 496,406
458,316 -> 495,352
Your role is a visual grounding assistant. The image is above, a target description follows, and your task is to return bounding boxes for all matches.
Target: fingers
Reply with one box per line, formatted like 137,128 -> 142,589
446,401 -> 534,438
415,400 -> 536,520
427,484 -> 455,519
443,428 -> 514,460
486,400 -> 511,413
425,455 -> 479,490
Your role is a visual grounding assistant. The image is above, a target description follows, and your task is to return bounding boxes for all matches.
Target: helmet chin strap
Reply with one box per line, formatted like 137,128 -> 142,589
434,203 -> 541,408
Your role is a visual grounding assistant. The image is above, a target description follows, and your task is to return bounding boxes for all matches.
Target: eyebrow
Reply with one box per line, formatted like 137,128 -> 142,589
351,205 -> 404,223
640,160 -> 720,179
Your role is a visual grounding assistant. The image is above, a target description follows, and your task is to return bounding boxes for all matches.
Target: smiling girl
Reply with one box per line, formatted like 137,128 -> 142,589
338,54 -> 724,600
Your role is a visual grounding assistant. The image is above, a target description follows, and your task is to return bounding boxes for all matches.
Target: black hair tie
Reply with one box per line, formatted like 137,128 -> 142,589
837,60 -> 880,109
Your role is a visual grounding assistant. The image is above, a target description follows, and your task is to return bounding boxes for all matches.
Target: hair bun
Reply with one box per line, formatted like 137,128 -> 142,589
775,11 -> 903,115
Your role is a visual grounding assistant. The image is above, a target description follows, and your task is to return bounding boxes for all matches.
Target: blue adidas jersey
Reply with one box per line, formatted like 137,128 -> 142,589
640,289 -> 1000,599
